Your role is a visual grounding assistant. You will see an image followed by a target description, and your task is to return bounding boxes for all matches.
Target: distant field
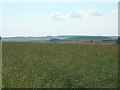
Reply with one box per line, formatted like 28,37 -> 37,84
2,42 -> 118,88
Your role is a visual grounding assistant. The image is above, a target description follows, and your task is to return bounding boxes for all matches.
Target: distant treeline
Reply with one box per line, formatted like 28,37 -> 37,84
2,35 -> 120,44
49,38 -> 117,44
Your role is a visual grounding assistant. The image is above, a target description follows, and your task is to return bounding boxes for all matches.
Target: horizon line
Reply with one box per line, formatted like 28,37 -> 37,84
1,34 -> 118,38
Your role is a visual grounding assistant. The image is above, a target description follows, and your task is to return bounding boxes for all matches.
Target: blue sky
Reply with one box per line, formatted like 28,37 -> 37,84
1,2 -> 118,37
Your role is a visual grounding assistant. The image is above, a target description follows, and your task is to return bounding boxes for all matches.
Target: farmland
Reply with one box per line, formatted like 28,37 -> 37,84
2,42 -> 118,88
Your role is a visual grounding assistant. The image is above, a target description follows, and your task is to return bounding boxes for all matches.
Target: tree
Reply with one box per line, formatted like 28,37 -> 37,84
116,37 -> 120,44
49,39 -> 61,43
90,40 -> 94,43
0,36 -> 1,41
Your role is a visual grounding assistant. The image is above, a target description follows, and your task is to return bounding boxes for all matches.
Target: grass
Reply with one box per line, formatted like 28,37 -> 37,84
2,42 -> 118,88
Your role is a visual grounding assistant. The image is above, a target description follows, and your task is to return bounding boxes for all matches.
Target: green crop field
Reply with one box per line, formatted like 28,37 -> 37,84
2,42 -> 118,88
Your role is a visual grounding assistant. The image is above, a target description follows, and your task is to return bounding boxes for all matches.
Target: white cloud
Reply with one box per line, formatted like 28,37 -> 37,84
111,9 -> 118,14
51,9 -> 102,20
69,10 -> 102,18
85,10 -> 102,16
69,10 -> 83,19
51,14 -> 67,20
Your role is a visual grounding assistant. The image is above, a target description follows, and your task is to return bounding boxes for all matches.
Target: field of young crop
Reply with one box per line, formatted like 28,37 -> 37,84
2,42 -> 118,88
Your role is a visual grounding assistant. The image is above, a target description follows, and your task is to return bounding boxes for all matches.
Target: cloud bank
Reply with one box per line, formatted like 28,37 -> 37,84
51,9 -> 102,20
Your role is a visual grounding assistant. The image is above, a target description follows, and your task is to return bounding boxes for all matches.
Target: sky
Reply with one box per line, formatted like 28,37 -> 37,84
0,0 -> 119,2
0,2 -> 118,37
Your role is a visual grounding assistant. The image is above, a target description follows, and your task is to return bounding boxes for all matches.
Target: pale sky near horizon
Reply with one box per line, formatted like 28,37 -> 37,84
0,2 -> 118,37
